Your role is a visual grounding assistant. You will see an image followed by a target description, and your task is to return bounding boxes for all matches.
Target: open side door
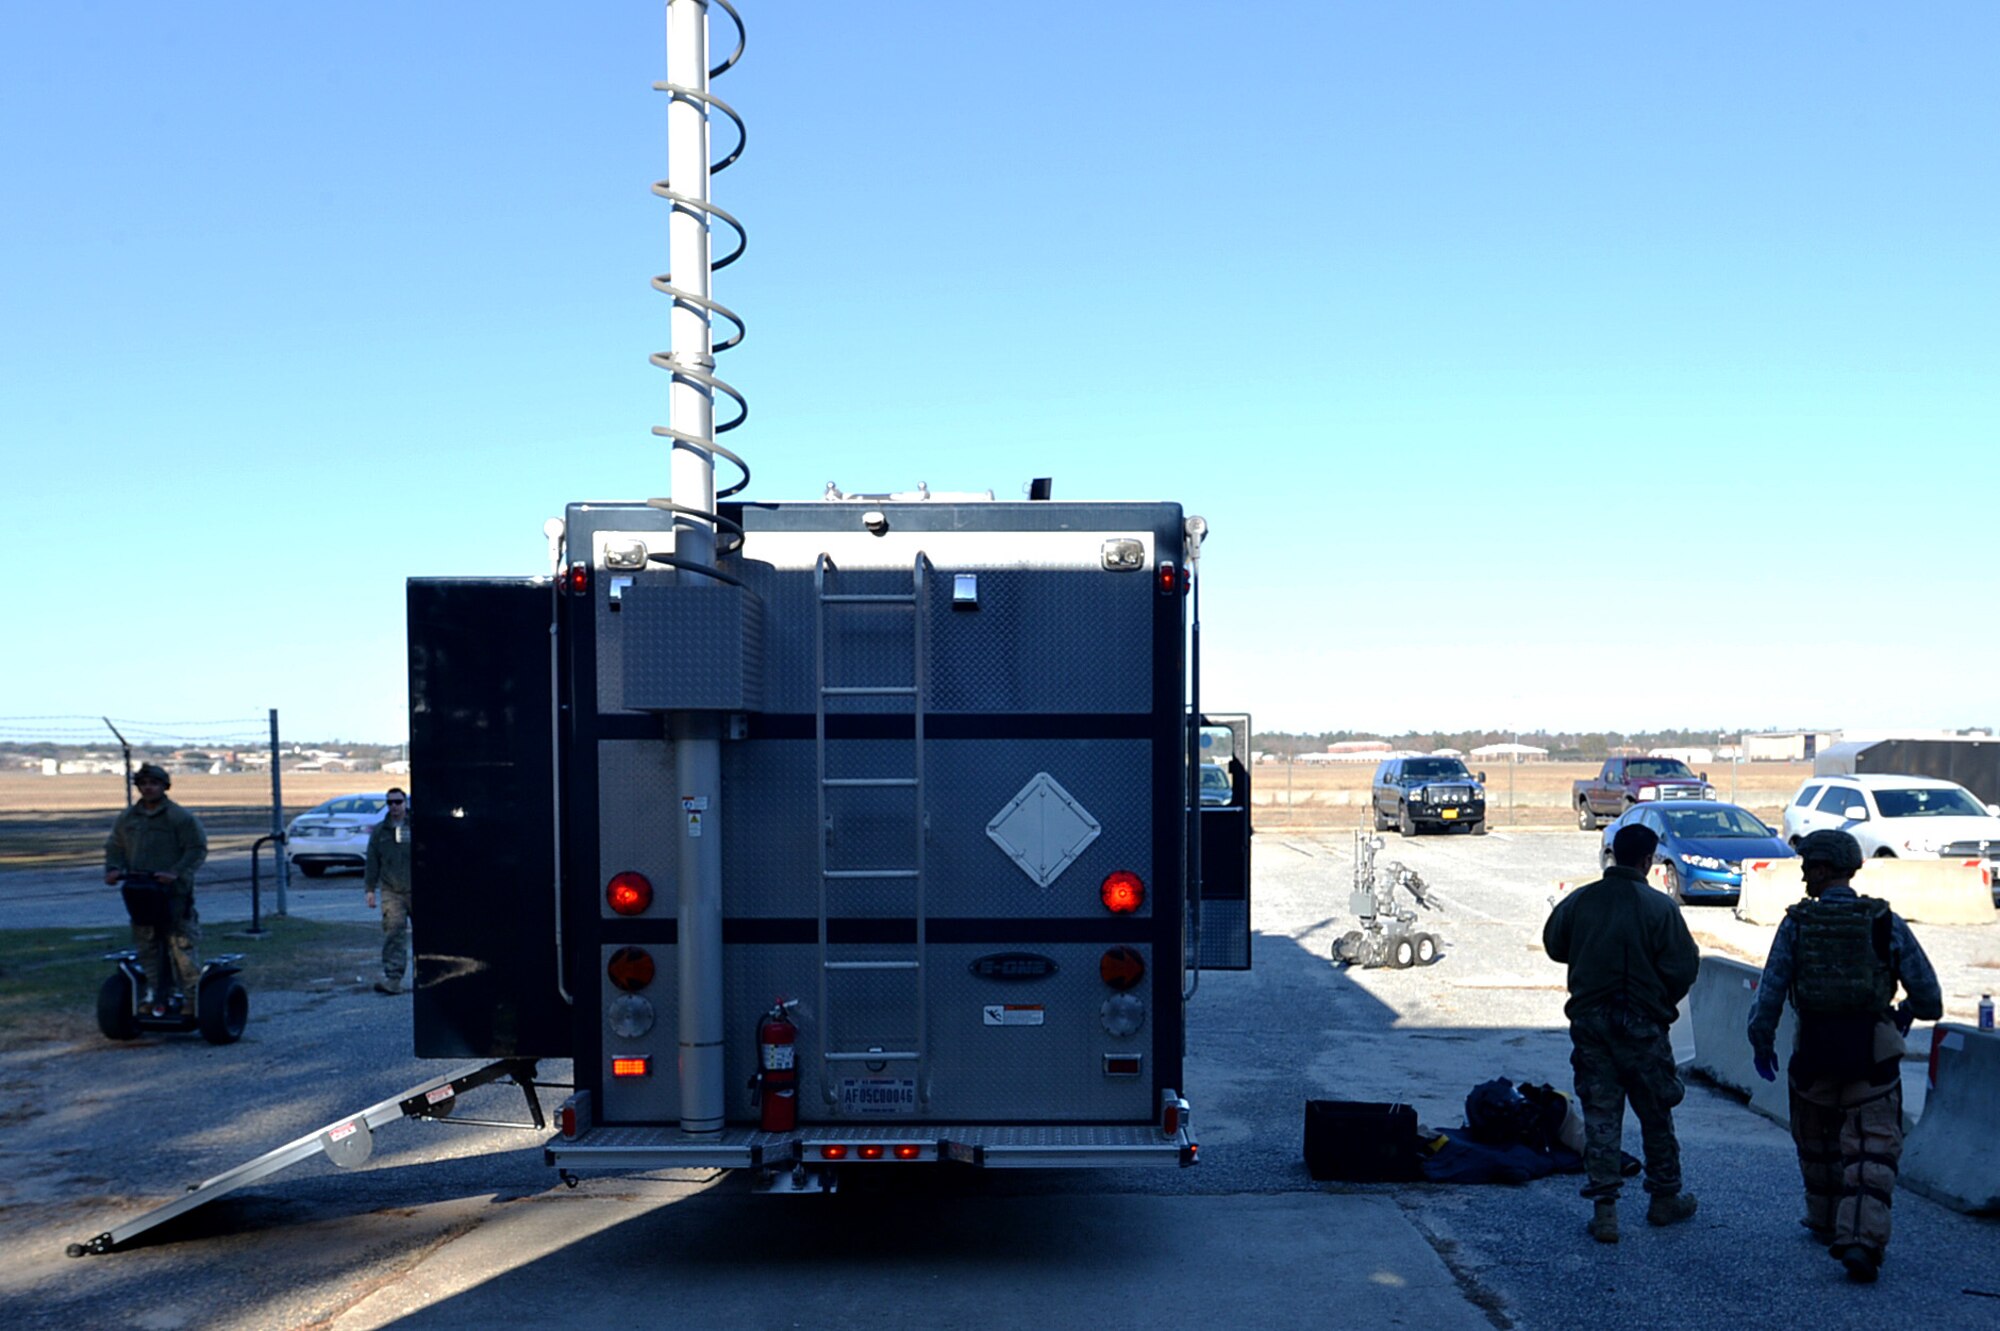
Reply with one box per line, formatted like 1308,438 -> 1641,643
1194,712 -> 1252,969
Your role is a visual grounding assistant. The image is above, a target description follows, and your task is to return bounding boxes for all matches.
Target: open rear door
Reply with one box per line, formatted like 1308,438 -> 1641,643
1194,713 -> 1252,969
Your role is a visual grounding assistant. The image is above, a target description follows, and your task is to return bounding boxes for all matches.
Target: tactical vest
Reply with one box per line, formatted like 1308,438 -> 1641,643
1786,896 -> 1896,1018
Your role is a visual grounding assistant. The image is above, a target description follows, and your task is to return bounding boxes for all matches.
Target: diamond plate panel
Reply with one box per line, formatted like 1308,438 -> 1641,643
597,740 -> 680,917
926,568 -> 1151,714
726,558 -> 1156,716
927,739 -> 1154,918
599,942 -> 1164,1125
619,583 -> 765,712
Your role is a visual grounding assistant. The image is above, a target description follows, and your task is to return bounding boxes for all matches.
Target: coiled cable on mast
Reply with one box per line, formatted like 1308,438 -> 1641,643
648,0 -> 750,553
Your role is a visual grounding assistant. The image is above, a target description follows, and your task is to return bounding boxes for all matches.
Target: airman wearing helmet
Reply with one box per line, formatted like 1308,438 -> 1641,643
103,763 -> 208,1014
1747,826 -> 1941,1282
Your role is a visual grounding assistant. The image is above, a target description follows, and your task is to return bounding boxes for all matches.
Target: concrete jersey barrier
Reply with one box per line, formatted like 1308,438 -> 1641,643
1901,1023 -> 2000,1214
1735,857 -> 1995,927
1686,956 -> 1793,1125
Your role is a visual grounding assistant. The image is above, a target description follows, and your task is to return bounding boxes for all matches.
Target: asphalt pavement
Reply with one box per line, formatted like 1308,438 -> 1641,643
1,827 -> 1996,1329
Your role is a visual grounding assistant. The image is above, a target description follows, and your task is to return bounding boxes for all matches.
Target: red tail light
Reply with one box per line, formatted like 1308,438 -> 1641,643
1156,561 -> 1178,595
858,1145 -> 884,1160
1100,870 -> 1144,914
819,1145 -> 849,1160
893,1145 -> 921,1160
607,871 -> 653,915
564,561 -> 590,596
559,1105 -> 578,1137
611,1056 -> 650,1078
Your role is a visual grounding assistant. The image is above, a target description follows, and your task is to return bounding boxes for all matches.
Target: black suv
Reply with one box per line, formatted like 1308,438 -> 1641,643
1371,756 -> 1489,836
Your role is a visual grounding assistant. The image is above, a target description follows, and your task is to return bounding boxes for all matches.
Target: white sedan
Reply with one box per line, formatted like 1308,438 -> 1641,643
285,793 -> 396,878
1781,773 -> 2000,863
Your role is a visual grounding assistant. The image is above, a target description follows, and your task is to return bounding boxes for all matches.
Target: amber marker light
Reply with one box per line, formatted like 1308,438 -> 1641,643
1100,870 -> 1145,914
607,946 -> 656,991
607,871 -> 653,915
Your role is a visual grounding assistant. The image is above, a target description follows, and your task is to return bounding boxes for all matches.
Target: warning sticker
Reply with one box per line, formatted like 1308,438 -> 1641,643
982,1004 -> 1045,1027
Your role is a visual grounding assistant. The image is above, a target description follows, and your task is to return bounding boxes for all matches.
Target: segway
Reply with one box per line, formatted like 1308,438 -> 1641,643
99,874 -> 249,1044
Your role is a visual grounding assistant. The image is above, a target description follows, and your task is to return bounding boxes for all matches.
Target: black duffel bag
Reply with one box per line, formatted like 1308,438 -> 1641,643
1304,1099 -> 1421,1182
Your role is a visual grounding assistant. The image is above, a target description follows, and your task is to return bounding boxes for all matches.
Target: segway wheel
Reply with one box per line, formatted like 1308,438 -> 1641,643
1414,933 -> 1440,966
1389,936 -> 1417,969
97,973 -> 139,1041
198,975 -> 249,1045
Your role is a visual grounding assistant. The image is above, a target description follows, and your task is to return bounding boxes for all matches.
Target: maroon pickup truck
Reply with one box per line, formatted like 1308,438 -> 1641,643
1574,758 -> 1714,830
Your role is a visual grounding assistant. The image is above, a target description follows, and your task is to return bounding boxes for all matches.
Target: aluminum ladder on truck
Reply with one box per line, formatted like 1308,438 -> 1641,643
813,552 -> 930,1109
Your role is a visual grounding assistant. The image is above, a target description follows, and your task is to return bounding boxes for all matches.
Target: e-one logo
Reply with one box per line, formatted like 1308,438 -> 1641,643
968,953 -> 1057,981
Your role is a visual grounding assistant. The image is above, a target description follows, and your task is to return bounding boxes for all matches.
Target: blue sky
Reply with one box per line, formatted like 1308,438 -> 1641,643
3,2 -> 1994,743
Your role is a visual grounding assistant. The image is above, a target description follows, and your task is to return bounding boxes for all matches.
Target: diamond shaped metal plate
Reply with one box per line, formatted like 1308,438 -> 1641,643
986,772 -> 1102,887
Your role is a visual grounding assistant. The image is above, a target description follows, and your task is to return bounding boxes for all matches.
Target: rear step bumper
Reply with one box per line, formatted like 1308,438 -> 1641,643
546,1122 -> 1197,1171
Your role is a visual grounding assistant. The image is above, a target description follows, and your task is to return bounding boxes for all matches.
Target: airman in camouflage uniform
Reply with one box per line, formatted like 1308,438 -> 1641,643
102,763 -> 208,1009
1749,828 -> 1941,1284
1544,822 -> 1701,1243
364,787 -> 412,995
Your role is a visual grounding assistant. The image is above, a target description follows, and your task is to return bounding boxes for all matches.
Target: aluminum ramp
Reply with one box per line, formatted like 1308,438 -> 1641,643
67,1058 -> 544,1256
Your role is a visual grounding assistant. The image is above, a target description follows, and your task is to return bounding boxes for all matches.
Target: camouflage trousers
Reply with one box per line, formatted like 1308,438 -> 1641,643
379,889 -> 411,983
1568,1003 -> 1685,1199
1791,1079 -> 1902,1257
133,903 -> 201,997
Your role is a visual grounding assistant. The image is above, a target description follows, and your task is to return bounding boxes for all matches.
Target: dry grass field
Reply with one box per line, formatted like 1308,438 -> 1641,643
1,763 -> 1815,864
0,773 -> 404,871
1247,759 -> 1814,830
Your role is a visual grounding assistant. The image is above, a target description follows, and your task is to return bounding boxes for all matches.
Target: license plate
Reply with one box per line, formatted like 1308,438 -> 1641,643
1441,808 -> 1458,819
837,1078 -> 917,1116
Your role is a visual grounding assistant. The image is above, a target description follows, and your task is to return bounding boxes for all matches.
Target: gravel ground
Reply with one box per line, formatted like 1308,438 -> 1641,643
1,826 -> 1995,1329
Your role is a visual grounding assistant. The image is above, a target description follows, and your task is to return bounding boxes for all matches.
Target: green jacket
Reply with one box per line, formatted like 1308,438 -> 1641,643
365,816 -> 413,895
104,797 -> 209,894
1543,865 -> 1700,1025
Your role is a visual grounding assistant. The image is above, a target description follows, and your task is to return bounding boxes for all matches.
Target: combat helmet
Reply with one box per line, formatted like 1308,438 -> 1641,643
1794,828 -> 1864,874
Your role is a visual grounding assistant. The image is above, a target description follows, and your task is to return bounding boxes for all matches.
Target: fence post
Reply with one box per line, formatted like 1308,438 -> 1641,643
268,708 -> 290,916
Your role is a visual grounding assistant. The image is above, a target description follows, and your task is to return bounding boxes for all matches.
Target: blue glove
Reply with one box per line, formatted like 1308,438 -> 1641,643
1753,1048 -> 1779,1083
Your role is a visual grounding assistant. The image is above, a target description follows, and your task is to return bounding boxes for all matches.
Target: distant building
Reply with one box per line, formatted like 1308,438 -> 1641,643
1648,747 -> 1714,766
1742,731 -> 1836,762
1470,742 -> 1549,762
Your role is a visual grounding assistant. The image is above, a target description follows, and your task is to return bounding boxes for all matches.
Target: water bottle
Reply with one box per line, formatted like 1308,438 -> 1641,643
1981,993 -> 1995,1032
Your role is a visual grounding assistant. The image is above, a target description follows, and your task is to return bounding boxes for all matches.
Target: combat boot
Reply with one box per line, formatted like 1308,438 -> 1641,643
1587,1200 -> 1619,1244
1646,1192 -> 1698,1226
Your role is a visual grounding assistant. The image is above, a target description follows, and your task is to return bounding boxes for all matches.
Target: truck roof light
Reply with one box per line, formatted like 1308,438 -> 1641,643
1101,870 -> 1144,914
608,946 -> 655,991
818,1145 -> 849,1160
611,1056 -> 650,1078
607,871 -> 653,915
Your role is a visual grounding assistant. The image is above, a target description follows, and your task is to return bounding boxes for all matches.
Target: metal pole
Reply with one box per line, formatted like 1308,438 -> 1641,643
269,709 -> 290,916
103,718 -> 134,807
667,0 -> 724,1135
246,836 -> 272,937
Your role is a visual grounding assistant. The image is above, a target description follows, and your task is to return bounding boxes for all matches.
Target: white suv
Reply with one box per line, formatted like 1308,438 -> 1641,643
1781,773 -> 2000,863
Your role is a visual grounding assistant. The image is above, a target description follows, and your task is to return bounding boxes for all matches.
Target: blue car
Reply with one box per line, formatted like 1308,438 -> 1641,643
1599,800 -> 1796,904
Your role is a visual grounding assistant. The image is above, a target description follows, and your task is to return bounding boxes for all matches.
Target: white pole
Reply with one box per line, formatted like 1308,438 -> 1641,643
666,0 -> 724,1135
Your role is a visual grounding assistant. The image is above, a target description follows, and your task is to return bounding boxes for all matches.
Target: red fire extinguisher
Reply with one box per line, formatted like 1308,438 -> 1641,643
756,998 -> 800,1133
